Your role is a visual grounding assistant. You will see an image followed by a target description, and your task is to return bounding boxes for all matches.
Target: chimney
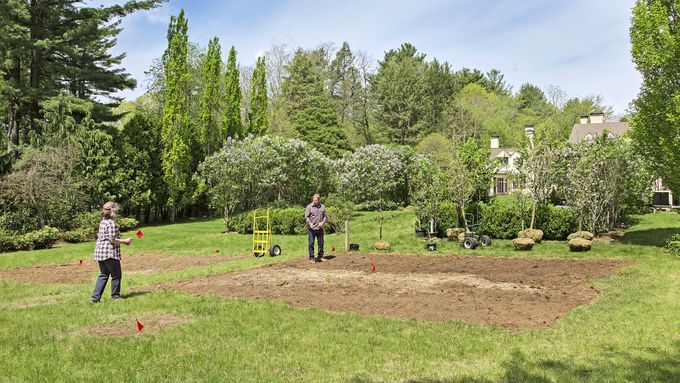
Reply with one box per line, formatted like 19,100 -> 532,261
589,111 -> 604,124
579,115 -> 589,124
524,124 -> 535,140
490,135 -> 499,149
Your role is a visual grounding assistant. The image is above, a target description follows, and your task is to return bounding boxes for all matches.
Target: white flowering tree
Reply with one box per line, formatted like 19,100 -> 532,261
408,155 -> 449,235
336,144 -> 404,238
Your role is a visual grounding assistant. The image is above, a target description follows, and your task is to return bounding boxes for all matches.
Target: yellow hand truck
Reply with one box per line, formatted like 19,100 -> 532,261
252,208 -> 282,257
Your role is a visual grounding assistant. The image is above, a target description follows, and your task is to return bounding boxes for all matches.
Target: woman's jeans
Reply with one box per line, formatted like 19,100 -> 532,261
91,258 -> 122,301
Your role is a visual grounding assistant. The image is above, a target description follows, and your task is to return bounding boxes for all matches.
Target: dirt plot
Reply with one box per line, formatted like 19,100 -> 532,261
87,313 -> 189,337
160,253 -> 631,329
0,253 -> 244,285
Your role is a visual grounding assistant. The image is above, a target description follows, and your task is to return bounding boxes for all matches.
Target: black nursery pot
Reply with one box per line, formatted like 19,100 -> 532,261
415,229 -> 427,238
426,243 -> 437,251
349,243 -> 360,251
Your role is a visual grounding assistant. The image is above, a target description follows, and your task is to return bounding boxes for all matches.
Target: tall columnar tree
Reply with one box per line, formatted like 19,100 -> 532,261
0,0 -> 163,153
281,49 -> 353,158
223,46 -> 243,139
249,56 -> 268,135
630,0 -> 680,194
199,37 -> 222,157
161,10 -> 191,223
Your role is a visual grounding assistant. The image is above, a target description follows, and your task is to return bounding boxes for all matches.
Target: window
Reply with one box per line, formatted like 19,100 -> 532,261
495,177 -> 507,194
499,157 -> 509,166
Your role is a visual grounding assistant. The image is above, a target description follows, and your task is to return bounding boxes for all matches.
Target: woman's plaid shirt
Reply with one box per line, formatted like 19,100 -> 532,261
93,219 -> 121,261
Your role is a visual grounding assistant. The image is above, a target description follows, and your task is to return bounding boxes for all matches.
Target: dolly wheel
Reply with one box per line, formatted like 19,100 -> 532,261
480,235 -> 492,247
269,244 -> 282,257
463,237 -> 478,250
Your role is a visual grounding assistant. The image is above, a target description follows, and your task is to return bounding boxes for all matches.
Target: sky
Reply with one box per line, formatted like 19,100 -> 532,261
110,0 -> 641,115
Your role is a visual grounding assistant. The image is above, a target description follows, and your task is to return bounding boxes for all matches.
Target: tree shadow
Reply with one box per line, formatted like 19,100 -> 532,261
347,341 -> 680,382
618,227 -> 680,247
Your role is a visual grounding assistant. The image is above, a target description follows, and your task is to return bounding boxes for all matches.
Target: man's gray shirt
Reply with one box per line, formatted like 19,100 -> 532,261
305,203 -> 326,230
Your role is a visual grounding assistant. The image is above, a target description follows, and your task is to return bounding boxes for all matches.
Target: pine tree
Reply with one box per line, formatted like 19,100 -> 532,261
223,46 -> 243,139
281,49 -> 353,158
0,0 -> 163,152
249,56 -> 268,135
161,10 -> 191,223
199,37 -> 222,156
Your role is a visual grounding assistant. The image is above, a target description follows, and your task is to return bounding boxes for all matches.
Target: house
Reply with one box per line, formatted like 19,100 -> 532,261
569,112 -> 677,208
488,126 -> 532,196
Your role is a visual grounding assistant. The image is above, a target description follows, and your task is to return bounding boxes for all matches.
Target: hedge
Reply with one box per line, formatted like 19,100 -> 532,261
0,226 -> 60,252
477,199 -> 577,240
228,207 -> 345,235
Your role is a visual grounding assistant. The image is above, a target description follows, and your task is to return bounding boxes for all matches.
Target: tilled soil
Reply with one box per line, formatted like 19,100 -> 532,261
0,253 -> 244,285
160,253 -> 631,329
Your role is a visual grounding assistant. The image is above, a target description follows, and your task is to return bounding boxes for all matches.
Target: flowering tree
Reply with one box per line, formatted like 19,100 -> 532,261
336,144 -> 404,238
196,135 -> 333,230
408,156 -> 449,234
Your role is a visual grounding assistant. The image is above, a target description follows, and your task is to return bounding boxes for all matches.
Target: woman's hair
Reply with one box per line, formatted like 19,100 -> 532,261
100,201 -> 119,219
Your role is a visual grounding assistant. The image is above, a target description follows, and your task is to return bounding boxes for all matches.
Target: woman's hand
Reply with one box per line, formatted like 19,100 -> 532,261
123,238 -> 133,246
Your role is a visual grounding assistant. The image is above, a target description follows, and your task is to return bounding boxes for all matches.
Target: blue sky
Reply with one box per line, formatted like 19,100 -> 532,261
111,0 -> 640,115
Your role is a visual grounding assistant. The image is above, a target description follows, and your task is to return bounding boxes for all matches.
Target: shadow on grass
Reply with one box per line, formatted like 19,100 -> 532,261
618,228 -> 680,247
349,341 -> 680,382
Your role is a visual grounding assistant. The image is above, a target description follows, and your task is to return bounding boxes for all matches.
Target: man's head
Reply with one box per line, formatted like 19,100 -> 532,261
312,193 -> 320,206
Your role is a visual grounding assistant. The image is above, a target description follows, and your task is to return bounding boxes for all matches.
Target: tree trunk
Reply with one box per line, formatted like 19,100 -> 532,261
29,0 -> 43,137
530,202 -> 537,229
168,205 -> 176,224
7,103 -> 20,153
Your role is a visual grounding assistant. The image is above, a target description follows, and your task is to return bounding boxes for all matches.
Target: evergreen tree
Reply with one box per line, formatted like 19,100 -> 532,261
199,37 -> 222,156
223,46 -> 243,139
0,0 -> 163,152
371,43 -> 428,145
281,49 -> 352,158
161,10 -> 191,223
249,56 -> 268,135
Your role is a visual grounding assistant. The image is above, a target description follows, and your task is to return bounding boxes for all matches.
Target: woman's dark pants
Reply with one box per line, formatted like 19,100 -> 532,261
308,228 -> 324,260
91,258 -> 122,301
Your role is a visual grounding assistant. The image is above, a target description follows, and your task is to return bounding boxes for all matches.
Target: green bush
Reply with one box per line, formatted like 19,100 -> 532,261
0,226 -> 61,252
355,200 -> 400,212
0,210 -> 41,234
228,207 -> 341,235
479,199 -> 524,239
437,202 -> 458,234
74,211 -> 101,232
665,233 -> 680,255
61,228 -> 94,243
536,205 -> 577,240
117,217 -> 139,232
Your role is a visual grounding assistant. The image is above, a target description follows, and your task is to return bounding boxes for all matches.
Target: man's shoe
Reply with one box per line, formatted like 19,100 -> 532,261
110,295 -> 124,301
309,259 -> 315,264
314,257 -> 322,263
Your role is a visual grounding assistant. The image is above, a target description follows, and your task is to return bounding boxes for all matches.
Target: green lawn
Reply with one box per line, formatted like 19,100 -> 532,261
0,211 -> 679,382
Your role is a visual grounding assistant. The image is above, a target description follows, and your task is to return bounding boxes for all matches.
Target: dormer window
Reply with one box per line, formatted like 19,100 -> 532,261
499,157 -> 509,165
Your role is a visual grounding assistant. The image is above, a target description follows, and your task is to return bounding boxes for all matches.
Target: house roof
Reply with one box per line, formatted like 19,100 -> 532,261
490,148 -> 517,158
568,122 -> 630,143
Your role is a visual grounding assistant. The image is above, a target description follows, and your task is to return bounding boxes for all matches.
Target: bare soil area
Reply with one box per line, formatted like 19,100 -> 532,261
160,253 -> 631,329
0,253 -> 243,285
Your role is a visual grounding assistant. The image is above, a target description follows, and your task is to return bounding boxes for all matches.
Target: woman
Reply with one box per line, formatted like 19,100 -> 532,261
90,202 -> 133,303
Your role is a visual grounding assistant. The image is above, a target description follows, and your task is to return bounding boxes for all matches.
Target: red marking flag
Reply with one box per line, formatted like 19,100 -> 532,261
79,259 -> 83,265
136,319 -> 144,332
331,245 -> 335,252
372,264 -> 376,273
136,230 -> 143,239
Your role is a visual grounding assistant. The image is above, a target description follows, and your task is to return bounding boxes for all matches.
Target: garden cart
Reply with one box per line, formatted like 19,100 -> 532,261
252,208 -> 281,257
461,212 -> 492,250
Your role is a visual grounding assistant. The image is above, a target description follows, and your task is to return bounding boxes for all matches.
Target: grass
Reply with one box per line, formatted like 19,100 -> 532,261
0,210 -> 679,382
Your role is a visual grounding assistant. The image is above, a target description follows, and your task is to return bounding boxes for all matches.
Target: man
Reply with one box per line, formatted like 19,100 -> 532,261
305,193 -> 326,263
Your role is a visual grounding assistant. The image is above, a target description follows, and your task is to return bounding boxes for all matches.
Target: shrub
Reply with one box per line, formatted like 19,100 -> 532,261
74,211 -> 101,232
536,205 -> 577,240
0,210 -> 40,234
0,229 -> 14,252
116,217 -> 139,232
568,238 -> 592,252
479,199 -> 524,239
228,207 -> 341,235
518,229 -> 544,244
512,237 -> 535,251
567,231 -> 594,241
664,234 -> 680,255
437,202 -> 458,234
61,228 -> 94,243
355,200 -> 400,212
